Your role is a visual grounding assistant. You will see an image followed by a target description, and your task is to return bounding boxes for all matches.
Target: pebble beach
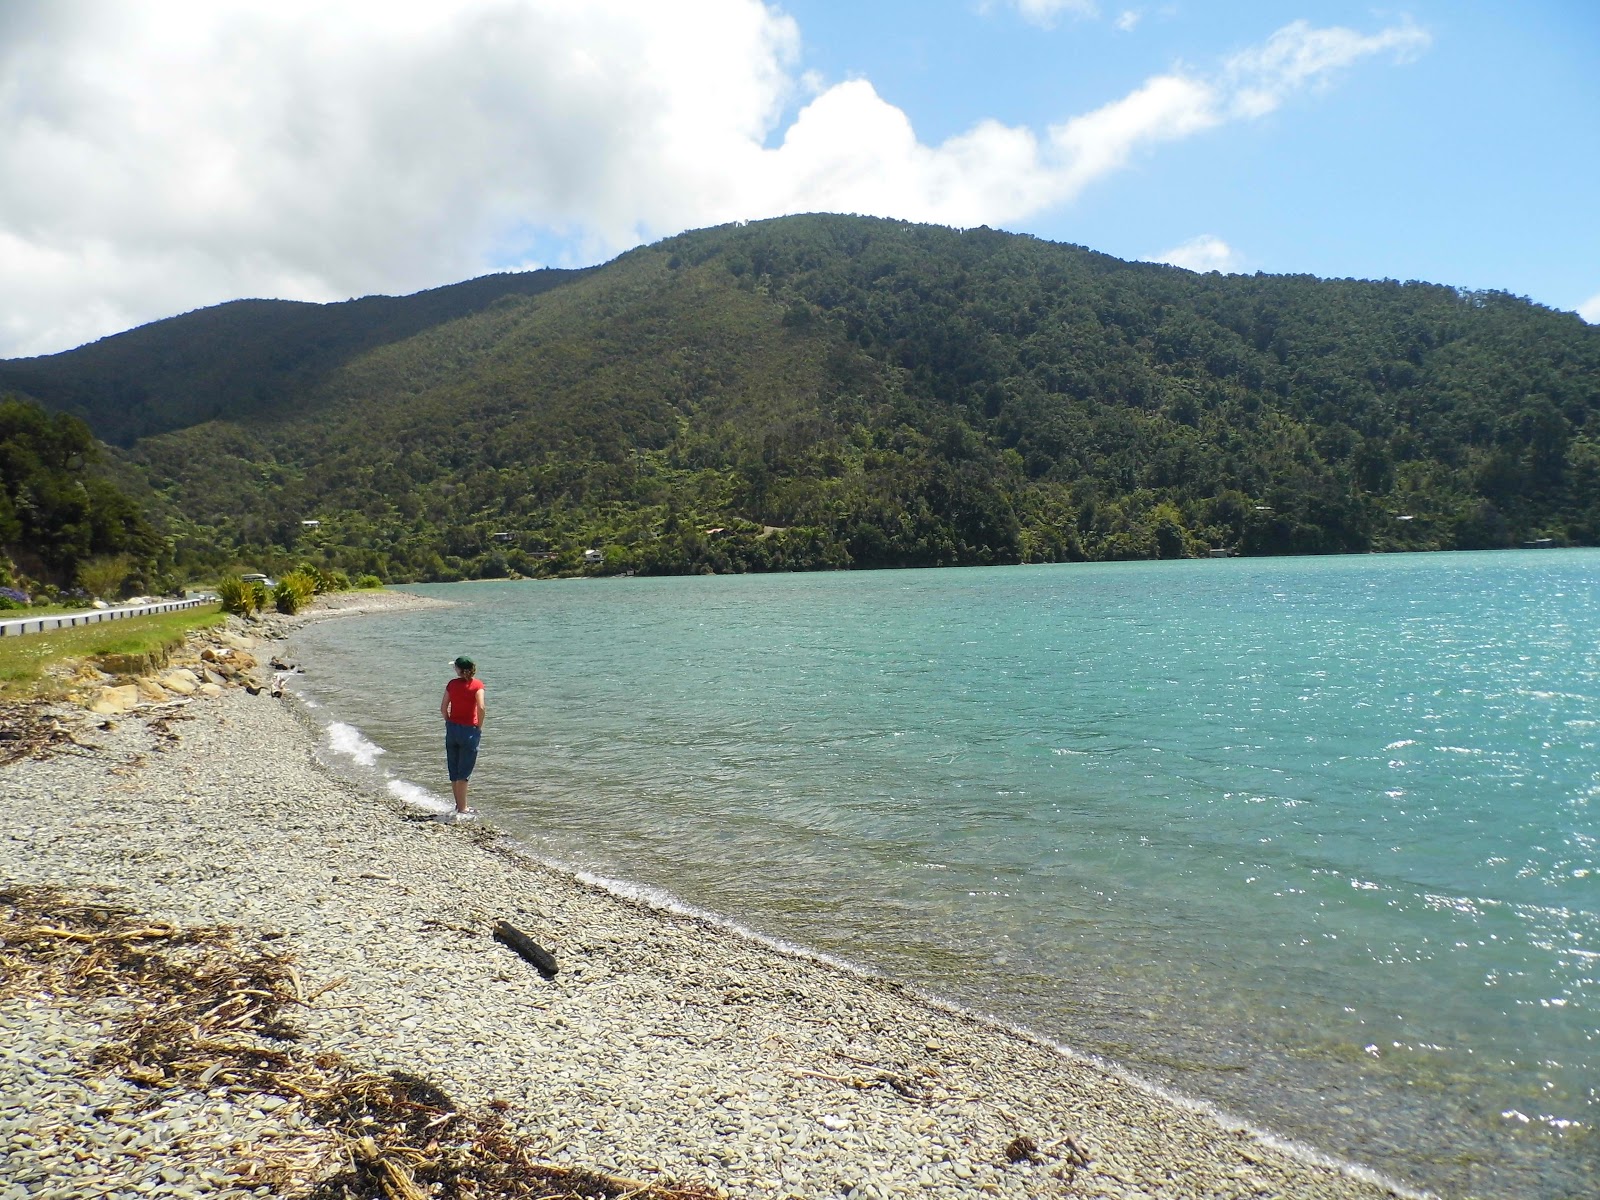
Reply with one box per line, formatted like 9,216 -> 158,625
1,594 -> 1425,1200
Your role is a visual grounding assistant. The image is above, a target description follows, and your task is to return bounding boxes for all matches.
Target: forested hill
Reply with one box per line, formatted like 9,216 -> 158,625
3,213 -> 1597,582
0,267 -> 590,446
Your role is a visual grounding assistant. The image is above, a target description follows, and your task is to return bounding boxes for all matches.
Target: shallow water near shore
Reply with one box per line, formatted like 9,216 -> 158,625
288,551 -> 1598,1199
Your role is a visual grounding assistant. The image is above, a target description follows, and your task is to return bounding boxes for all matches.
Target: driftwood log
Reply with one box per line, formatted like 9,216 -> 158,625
492,920 -> 558,977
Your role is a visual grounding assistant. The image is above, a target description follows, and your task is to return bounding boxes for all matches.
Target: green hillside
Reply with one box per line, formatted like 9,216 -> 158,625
4,214 -> 1597,582
0,268 -> 590,446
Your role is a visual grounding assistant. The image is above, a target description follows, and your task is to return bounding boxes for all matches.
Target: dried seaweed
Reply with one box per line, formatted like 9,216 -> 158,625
2,885 -> 720,1200
0,703 -> 89,764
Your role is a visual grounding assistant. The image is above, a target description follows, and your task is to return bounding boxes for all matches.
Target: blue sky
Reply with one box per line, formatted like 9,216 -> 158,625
772,0 -> 1599,310
0,1 -> 1595,359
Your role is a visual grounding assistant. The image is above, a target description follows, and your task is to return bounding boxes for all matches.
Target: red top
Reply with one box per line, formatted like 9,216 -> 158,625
445,676 -> 485,725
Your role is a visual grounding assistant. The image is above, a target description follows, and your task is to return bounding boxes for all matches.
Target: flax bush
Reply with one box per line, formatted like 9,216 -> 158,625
272,571 -> 317,614
217,575 -> 266,616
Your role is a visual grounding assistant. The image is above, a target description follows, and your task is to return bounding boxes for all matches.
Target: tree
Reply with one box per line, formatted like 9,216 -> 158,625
77,553 -> 136,601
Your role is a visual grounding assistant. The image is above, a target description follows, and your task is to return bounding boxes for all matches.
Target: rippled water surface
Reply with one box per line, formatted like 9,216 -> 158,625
289,552 -> 1599,1198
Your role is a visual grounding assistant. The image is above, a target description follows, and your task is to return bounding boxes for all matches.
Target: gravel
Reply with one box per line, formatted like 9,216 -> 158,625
0,604 -> 1426,1199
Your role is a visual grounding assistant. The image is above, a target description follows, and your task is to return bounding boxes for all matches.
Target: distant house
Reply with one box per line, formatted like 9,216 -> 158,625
583,549 -> 603,564
491,531 -> 514,543
300,519 -> 320,529
1208,548 -> 1232,558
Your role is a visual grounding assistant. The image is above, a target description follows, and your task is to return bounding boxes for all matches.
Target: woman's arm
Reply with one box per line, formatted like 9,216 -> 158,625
440,685 -> 451,720
474,684 -> 486,725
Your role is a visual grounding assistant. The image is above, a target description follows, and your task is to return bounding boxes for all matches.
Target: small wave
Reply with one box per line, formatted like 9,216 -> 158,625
387,778 -> 452,815
326,721 -> 386,768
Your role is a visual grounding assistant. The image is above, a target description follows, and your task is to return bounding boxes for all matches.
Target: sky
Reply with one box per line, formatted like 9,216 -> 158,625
1,0 -> 1596,361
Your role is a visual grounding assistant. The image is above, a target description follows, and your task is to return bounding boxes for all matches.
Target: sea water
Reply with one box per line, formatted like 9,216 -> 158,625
287,551 -> 1598,1198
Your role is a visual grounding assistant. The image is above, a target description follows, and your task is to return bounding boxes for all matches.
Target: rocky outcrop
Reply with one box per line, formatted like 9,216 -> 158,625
77,625 -> 270,713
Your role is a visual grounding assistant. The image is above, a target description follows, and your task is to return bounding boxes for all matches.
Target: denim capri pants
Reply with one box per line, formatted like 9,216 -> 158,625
445,721 -> 481,782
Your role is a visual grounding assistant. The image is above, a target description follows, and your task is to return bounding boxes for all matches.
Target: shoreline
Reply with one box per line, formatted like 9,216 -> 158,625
3,595 -> 1422,1199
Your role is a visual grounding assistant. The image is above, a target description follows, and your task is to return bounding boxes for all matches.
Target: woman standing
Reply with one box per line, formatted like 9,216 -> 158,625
440,655 -> 485,822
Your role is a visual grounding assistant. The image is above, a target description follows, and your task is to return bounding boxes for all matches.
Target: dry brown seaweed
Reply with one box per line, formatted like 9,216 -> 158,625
2,884 -> 719,1200
0,703 -> 94,764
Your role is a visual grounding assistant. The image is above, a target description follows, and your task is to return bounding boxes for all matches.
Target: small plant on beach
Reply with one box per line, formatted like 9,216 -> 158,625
297,562 -> 334,594
355,574 -> 382,590
273,571 -> 317,614
217,575 -> 265,616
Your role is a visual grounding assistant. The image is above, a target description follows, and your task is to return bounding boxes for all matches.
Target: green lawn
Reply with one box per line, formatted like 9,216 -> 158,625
0,603 -> 225,698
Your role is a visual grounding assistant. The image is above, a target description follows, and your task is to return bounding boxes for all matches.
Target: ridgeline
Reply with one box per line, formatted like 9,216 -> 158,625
3,214 -> 1596,583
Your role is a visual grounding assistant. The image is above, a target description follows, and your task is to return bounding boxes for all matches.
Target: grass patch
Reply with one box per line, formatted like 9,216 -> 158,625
0,603 -> 224,698
0,604 -> 83,618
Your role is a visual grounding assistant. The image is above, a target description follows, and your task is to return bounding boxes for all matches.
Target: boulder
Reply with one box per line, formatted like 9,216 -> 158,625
89,685 -> 140,715
158,670 -> 199,695
197,683 -> 224,699
135,678 -> 168,703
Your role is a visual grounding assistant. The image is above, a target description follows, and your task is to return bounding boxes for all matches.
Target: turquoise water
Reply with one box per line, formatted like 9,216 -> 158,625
288,552 -> 1598,1198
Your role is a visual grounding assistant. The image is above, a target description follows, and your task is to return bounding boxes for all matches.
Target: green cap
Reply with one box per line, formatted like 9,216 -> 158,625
453,656 -> 475,671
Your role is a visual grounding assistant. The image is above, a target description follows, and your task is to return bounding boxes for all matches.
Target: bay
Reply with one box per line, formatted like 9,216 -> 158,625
288,550 -> 1598,1198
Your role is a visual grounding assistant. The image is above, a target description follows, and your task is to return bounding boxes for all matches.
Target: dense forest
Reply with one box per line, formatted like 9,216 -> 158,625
2,214 -> 1596,584
0,397 -> 163,601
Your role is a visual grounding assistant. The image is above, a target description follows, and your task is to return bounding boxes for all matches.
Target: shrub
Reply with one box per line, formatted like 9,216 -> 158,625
78,553 -> 137,602
0,586 -> 28,610
271,580 -> 300,614
218,575 -> 265,616
355,574 -> 382,589
273,570 -> 317,614
297,562 -> 334,594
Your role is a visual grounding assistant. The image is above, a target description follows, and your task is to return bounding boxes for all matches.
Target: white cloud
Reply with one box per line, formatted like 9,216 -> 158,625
1152,234 -> 1241,273
1115,10 -> 1142,33
1226,18 -> 1431,118
984,1 -> 1100,28
1577,292 -> 1600,323
0,2 -> 1430,358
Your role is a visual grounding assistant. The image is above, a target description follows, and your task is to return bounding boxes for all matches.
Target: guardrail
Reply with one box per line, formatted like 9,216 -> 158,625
0,597 -> 210,638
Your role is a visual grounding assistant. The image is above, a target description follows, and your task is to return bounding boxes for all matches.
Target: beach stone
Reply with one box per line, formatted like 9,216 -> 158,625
197,683 -> 224,699
89,684 -> 140,714
135,679 -> 169,703
158,670 -> 199,695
